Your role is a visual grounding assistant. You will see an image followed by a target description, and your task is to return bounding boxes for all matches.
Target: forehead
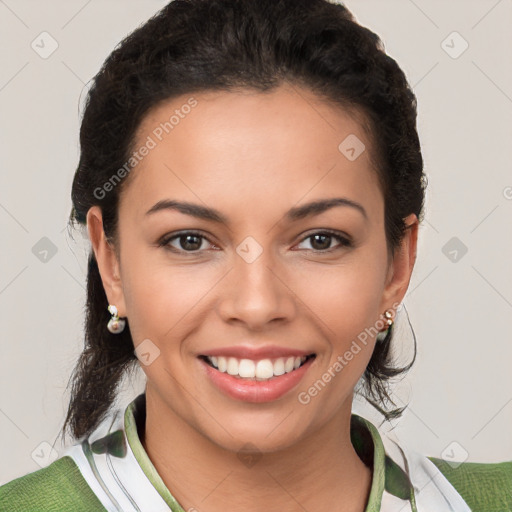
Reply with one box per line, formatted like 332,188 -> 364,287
119,84 -> 383,224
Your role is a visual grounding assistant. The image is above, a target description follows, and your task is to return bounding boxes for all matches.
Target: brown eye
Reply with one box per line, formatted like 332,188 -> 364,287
177,234 -> 203,251
310,233 -> 332,251
297,230 -> 352,252
159,231 -> 211,253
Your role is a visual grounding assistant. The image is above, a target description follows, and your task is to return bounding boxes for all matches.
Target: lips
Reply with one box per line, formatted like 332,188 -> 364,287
198,346 -> 316,402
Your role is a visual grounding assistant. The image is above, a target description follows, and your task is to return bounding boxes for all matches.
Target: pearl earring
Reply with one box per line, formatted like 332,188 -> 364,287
376,309 -> 394,342
107,304 -> 126,334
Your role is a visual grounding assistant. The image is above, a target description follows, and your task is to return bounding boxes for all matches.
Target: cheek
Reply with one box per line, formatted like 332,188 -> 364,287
121,248 -> 217,347
295,251 -> 387,373
301,258 -> 386,334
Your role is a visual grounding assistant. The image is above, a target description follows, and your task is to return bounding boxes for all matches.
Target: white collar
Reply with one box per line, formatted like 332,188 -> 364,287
62,394 -> 471,512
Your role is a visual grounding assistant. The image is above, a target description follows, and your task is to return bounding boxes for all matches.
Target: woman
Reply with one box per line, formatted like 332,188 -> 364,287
1,0 -> 510,510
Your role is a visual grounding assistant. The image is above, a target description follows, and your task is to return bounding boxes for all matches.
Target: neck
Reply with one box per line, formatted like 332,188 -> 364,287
142,391 -> 372,512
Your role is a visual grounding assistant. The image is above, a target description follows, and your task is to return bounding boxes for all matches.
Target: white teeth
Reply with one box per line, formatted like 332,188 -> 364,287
227,357 -> 239,376
238,359 -> 255,378
217,356 -> 227,372
205,354 -> 309,379
273,358 -> 285,376
255,359 -> 274,379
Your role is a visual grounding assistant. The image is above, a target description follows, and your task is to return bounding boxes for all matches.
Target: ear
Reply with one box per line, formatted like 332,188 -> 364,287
379,213 -> 419,313
86,206 -> 127,317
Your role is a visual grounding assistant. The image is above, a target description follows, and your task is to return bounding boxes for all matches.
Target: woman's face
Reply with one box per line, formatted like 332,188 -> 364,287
89,83 -> 417,453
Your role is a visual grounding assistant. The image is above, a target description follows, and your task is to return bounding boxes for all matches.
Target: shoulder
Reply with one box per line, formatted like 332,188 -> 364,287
428,456 -> 512,511
0,455 -> 107,512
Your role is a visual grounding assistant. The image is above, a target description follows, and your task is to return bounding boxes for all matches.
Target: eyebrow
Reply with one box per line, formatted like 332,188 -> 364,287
145,197 -> 368,223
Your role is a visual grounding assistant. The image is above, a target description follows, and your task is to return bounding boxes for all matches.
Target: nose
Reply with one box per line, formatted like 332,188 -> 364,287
217,246 -> 296,330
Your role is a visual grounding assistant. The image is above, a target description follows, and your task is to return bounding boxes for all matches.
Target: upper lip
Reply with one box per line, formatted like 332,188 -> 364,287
200,345 -> 314,360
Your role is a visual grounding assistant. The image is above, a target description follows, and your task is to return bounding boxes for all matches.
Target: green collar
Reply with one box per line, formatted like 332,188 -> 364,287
124,393 -> 414,511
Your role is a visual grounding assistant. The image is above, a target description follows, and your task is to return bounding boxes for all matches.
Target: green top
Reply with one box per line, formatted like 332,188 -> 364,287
1,394 -> 511,511
428,457 -> 512,511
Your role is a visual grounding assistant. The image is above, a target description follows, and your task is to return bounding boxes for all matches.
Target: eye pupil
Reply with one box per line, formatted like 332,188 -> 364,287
311,234 -> 331,251
181,234 -> 202,251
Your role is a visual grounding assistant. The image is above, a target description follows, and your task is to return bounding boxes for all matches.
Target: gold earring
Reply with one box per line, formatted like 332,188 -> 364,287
376,309 -> 394,342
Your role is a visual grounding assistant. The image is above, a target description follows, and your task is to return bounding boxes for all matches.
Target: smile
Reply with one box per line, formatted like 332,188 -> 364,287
199,352 -> 317,403
202,355 -> 315,380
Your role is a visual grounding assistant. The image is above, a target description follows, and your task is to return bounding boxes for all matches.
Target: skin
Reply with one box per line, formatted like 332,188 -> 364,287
88,83 -> 418,512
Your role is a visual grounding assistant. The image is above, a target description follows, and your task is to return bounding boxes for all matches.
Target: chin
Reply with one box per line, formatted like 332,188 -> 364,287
195,407 -> 313,456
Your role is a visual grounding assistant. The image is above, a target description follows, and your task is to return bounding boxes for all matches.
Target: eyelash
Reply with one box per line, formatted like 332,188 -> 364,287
158,229 -> 353,255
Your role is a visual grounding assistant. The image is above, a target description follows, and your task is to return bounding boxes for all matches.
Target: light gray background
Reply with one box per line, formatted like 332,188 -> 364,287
1,0 -> 511,484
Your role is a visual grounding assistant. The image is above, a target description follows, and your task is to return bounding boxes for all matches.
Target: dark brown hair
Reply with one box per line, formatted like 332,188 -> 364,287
62,0 -> 425,440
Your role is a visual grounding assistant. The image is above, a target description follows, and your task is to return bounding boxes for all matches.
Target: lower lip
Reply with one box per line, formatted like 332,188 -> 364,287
201,358 -> 314,403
